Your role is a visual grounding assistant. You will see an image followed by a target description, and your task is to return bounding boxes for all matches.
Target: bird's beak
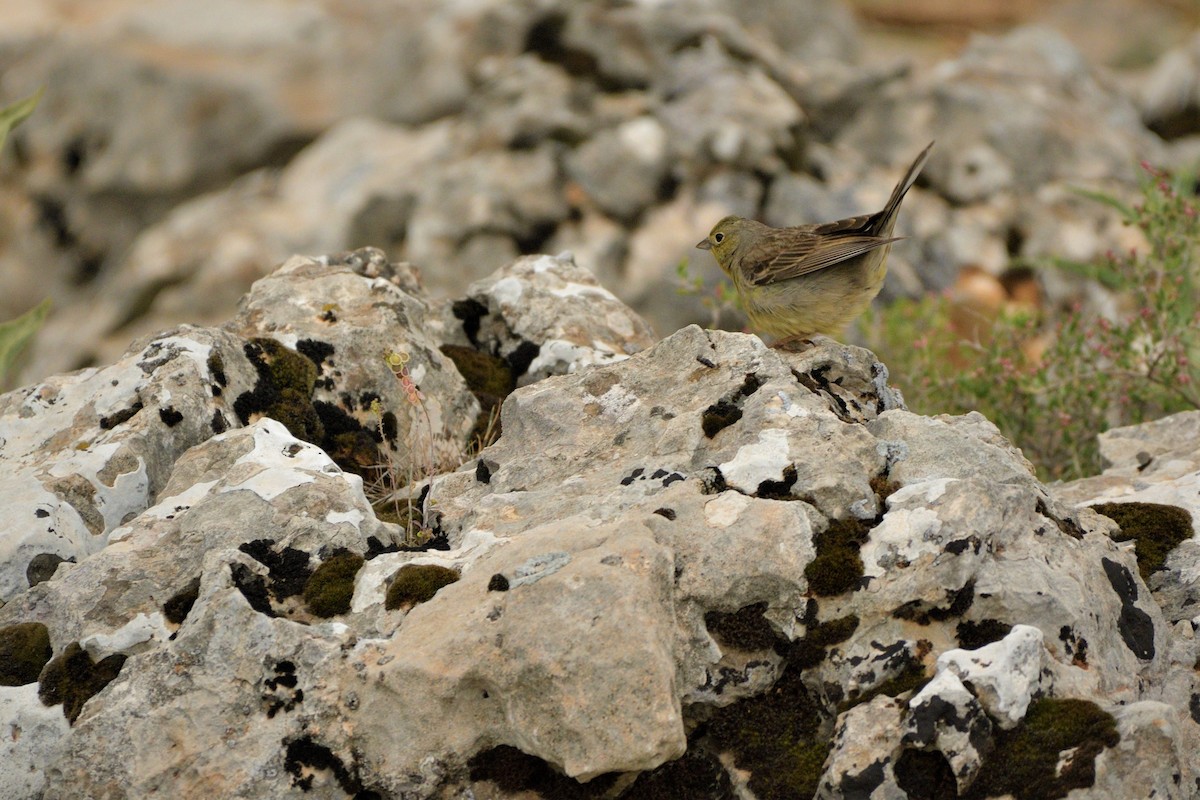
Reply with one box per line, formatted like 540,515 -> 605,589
695,238 -> 712,250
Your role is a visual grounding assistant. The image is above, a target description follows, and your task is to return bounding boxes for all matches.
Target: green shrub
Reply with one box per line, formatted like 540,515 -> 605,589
860,162 -> 1200,481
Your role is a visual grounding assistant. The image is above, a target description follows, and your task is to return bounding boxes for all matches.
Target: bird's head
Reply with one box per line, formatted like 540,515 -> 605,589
696,215 -> 747,273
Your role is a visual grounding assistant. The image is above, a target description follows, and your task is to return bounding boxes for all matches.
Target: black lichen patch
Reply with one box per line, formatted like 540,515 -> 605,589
162,576 -> 202,625
364,536 -> 401,560
789,613 -> 860,671
263,661 -> 303,719
211,410 -> 229,433
239,540 -> 313,600
804,517 -> 871,597
26,553 -> 70,587
623,749 -> 736,800
207,351 -> 228,387
38,642 -> 127,724
963,698 -> 1119,800
506,340 -> 541,379
838,653 -> 929,713
1092,501 -> 1193,579
653,507 -> 676,520
442,343 -> 515,441
487,573 -> 510,592
158,406 -> 184,427
468,744 -> 614,799
757,465 -> 798,500
233,337 -> 323,443
1100,557 -> 1156,660
476,459 -> 493,484
295,338 -> 335,370
230,563 -> 276,617
701,373 -> 763,439
452,297 -> 489,345
284,736 -> 372,795
0,622 -> 53,686
1059,625 -> 1090,667
303,550 -> 365,618
99,401 -> 143,430
705,602 -> 784,652
892,580 -> 976,625
385,564 -> 460,610
956,619 -> 1012,650
894,748 -> 957,800
313,400 -> 382,477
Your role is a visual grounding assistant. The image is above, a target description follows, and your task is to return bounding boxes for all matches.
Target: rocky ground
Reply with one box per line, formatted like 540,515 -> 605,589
1,0 -> 1199,387
3,1 -> 1200,798
0,247 -> 1198,799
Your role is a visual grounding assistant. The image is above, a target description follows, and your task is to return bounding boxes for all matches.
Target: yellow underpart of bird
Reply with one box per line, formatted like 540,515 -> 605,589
697,142 -> 934,341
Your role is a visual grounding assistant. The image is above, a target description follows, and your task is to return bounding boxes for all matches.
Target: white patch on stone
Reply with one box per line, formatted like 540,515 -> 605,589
528,339 -> 626,377
0,683 -> 71,799
80,612 -> 172,659
225,420 -> 332,500
490,276 -> 524,306
327,509 -> 365,528
859,505 -> 945,576
718,428 -> 791,493
548,281 -> 621,303
704,492 -> 751,528
593,384 -> 640,424
135,480 -> 220,528
934,624 -> 1046,729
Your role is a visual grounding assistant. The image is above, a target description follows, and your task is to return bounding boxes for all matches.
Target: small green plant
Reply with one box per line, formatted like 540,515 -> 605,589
367,349 -> 438,546
861,161 -> 1200,481
675,257 -> 742,330
0,90 -> 48,386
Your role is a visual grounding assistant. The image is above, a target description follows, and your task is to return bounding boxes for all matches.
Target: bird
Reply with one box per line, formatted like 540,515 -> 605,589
696,142 -> 933,344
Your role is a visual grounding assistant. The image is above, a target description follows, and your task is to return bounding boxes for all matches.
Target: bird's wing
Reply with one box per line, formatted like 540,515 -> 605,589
740,231 -> 903,286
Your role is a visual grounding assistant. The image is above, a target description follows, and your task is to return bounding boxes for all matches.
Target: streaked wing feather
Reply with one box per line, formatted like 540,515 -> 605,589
742,234 -> 902,285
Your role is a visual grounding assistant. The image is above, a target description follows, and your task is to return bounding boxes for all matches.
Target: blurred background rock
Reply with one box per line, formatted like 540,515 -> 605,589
1,0 -> 1198,389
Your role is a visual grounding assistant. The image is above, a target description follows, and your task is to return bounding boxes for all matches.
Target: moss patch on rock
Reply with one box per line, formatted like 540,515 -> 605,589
162,577 -> 202,625
963,697 -> 1119,800
804,517 -> 871,596
1091,501 -> 1193,579
303,551 -> 365,618
385,564 -> 460,610
0,621 -> 53,686
38,642 -> 127,724
706,664 -> 830,800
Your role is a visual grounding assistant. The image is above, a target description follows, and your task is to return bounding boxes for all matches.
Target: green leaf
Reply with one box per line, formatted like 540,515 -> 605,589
1068,185 -> 1135,221
0,298 -> 51,383
1047,256 -> 1128,291
0,88 -> 43,152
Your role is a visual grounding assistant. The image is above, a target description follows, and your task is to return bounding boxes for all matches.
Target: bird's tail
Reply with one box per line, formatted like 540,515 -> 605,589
878,141 -> 934,230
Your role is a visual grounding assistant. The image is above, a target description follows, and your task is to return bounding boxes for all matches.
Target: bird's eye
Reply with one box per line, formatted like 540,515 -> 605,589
714,232 -> 725,244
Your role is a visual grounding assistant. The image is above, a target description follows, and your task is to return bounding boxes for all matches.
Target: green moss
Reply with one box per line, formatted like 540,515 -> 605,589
1091,501 -> 1193,579
623,749 -> 735,799
964,697 -> 1119,800
256,338 -> 318,395
38,642 -> 127,724
441,344 -> 515,403
705,602 -> 782,652
385,564 -> 459,610
302,551 -> 365,618
0,622 -> 53,686
706,668 -> 829,800
804,517 -> 871,596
